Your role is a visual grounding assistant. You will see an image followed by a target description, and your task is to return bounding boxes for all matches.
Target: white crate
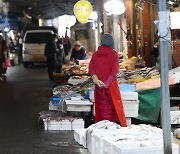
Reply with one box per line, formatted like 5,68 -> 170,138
126,118 -> 131,126
89,91 -> 138,101
43,118 -> 84,130
112,141 -> 179,154
123,101 -> 139,118
60,120 -> 72,130
74,129 -> 86,147
68,79 -> 87,85
72,119 -> 85,130
171,111 -> 180,124
67,105 -> 92,112
49,102 -> 61,111
89,90 -> 94,101
66,100 -> 93,112
121,92 -> 138,101
92,129 -> 132,154
43,120 -> 60,130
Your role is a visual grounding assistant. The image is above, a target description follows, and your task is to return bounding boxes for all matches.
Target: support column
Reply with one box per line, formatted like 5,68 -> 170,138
126,0 -> 134,58
157,0 -> 172,153
113,15 -> 118,51
143,2 -> 152,66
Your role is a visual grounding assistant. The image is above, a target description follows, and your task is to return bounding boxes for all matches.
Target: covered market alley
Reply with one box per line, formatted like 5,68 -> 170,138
0,0 -> 180,154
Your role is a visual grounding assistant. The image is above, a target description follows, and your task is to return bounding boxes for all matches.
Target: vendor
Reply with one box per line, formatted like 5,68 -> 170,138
89,33 -> 127,127
70,41 -> 88,65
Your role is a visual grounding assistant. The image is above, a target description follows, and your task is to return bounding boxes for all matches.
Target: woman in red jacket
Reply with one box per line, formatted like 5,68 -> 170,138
89,34 -> 127,127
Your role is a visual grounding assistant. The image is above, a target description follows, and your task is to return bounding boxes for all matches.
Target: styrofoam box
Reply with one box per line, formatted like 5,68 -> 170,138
89,90 -> 94,101
43,119 -> 84,131
91,129 -> 134,154
123,101 -> 139,118
66,100 -> 93,112
43,119 -> 72,130
88,129 -> 114,154
74,129 -> 86,147
49,102 -> 61,111
89,91 -> 138,101
171,111 -> 180,124
92,101 -> 138,118
43,120 -> 61,130
68,79 -> 87,85
126,118 -> 131,126
121,92 -> 138,101
112,141 -> 179,154
72,119 -> 85,130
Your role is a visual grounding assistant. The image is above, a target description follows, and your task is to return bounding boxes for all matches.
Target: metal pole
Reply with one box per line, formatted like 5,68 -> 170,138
157,0 -> 172,153
113,15 -> 118,51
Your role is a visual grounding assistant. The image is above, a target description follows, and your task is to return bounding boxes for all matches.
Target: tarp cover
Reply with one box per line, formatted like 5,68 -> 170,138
136,88 -> 161,123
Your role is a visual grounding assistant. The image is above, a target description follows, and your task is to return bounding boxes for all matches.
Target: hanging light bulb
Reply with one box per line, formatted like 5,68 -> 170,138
104,0 -> 125,15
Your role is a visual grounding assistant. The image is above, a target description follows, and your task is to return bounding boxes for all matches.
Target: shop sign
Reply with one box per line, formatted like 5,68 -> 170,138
74,0 -> 93,24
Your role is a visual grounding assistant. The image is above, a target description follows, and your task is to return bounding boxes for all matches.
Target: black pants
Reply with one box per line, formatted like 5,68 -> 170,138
55,65 -> 62,73
3,68 -> 7,74
47,59 -> 55,81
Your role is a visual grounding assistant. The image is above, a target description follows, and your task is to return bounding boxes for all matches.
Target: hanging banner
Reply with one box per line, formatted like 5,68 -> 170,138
74,0 -> 93,24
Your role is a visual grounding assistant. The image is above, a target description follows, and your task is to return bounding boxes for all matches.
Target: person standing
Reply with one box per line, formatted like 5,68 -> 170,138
0,35 -> 6,81
89,33 -> 127,127
45,34 -> 58,81
54,38 -> 66,73
70,41 -> 88,65
3,46 -> 11,77
63,36 -> 71,57
16,33 -> 22,64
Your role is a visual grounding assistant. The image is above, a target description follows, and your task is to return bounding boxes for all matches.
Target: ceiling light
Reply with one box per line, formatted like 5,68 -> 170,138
104,0 -> 125,15
106,12 -> 112,16
137,5 -> 143,10
89,11 -> 98,20
169,0 -> 175,5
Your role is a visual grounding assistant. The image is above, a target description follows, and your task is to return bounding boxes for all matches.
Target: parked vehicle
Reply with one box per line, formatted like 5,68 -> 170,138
22,27 -> 57,67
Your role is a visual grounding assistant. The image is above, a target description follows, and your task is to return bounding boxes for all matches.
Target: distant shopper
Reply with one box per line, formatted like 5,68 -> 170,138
9,37 -> 15,53
63,35 -> 71,57
45,34 -> 59,81
0,35 -> 6,81
89,33 -> 127,127
70,41 -> 88,65
16,33 -> 22,64
152,40 -> 159,66
3,46 -> 11,77
54,38 -> 66,73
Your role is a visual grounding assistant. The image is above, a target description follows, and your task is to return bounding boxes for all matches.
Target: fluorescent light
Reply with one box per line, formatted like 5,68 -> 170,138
4,26 -> 10,32
137,5 -> 143,10
169,1 -> 175,5
104,0 -> 125,15
25,14 -> 32,19
170,12 -> 180,29
89,11 -> 98,20
106,12 -> 112,16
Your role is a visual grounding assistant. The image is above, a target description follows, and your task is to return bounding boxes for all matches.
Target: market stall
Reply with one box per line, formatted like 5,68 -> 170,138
39,54 -> 180,130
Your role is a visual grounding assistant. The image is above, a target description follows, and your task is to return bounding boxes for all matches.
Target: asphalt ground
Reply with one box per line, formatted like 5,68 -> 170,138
0,65 -> 88,154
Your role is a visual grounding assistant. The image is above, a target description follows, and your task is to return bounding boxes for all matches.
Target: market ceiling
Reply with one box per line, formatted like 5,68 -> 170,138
7,0 -> 95,19
7,0 -> 178,19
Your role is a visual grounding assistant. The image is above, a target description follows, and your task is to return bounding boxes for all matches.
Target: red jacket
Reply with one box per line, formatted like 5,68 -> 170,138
89,45 -> 119,82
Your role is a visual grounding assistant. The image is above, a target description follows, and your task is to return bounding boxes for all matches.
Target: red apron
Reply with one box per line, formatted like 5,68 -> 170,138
94,80 -> 127,127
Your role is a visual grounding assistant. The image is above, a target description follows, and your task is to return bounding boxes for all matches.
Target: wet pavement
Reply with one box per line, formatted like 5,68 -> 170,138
0,65 -> 88,154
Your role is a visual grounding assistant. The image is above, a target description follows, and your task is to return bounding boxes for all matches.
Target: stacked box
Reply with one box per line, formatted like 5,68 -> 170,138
171,111 -> 180,124
65,100 -> 93,112
74,121 -> 179,154
43,119 -> 84,131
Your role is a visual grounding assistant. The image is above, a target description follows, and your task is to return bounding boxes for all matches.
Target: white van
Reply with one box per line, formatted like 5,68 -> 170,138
22,30 -> 54,67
